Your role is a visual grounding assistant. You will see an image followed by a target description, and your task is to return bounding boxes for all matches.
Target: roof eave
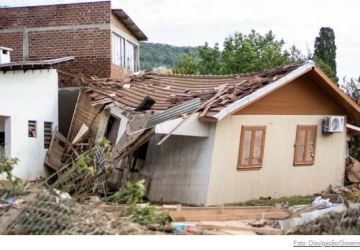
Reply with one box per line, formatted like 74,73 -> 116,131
0,56 -> 75,71
112,9 -> 148,41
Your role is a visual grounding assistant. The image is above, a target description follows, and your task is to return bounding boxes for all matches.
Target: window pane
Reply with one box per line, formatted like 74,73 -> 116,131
120,37 -> 125,67
112,33 -> 126,67
252,129 -> 264,165
305,128 -> 316,162
126,41 -> 135,71
240,129 -> 252,166
295,129 -> 306,163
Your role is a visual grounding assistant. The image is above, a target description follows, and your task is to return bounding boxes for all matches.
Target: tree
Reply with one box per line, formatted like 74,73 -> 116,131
222,30 -> 293,74
198,42 -> 224,74
172,30 -> 305,75
343,76 -> 360,160
314,57 -> 338,83
314,27 -> 338,83
173,52 -> 198,74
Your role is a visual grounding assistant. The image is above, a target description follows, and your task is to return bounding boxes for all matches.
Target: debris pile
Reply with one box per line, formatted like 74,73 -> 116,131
0,186 -> 153,235
288,207 -> 360,235
346,156 -> 360,183
45,139 -> 113,198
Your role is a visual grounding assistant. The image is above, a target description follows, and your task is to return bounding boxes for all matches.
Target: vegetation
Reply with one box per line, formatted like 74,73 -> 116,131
173,30 -> 305,75
125,205 -> 171,226
106,180 -> 171,226
229,195 -> 314,207
344,76 -> 360,160
140,42 -> 198,69
313,27 -> 338,83
0,157 -> 24,192
106,180 -> 146,205
173,52 -> 198,74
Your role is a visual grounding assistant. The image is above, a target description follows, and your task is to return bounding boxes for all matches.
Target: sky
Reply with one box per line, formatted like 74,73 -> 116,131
1,0 -> 360,81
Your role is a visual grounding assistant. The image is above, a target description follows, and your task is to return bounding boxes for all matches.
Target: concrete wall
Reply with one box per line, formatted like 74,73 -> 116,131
0,69 -> 58,180
206,115 -> 346,205
143,125 -> 216,205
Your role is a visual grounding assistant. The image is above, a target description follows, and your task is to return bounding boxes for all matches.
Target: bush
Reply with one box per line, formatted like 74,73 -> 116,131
0,157 -> 24,191
126,206 -> 171,226
106,180 -> 145,205
106,180 -> 171,226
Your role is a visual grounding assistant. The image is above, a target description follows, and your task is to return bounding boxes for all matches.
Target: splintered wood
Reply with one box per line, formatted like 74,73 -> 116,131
163,205 -> 291,222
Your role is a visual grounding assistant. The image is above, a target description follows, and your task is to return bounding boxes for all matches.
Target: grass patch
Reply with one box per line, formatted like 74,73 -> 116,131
228,195 -> 314,207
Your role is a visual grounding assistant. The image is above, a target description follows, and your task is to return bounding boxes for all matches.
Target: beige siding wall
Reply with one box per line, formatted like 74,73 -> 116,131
206,115 -> 346,205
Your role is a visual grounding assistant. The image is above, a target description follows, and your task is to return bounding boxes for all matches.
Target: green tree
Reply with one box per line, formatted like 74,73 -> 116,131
314,27 -> 338,83
173,52 -> 198,74
314,57 -> 338,84
222,30 -> 292,74
140,42 -> 199,69
171,30 -> 305,75
343,76 -> 360,160
198,42 -> 224,74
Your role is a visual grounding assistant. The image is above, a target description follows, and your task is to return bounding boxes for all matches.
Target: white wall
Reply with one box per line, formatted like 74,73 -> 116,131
142,125 -> 216,205
0,69 -> 58,180
155,113 -> 211,137
206,115 -> 346,205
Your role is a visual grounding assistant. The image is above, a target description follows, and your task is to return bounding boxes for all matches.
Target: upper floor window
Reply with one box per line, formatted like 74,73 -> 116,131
112,32 -> 138,72
126,41 -> 138,72
112,32 -> 125,67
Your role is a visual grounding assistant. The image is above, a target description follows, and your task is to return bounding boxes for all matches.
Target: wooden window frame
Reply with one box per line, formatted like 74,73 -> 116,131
293,125 -> 318,166
237,125 -> 266,170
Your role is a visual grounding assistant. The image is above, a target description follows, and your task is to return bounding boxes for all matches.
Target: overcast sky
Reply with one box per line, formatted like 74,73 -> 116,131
1,0 -> 360,81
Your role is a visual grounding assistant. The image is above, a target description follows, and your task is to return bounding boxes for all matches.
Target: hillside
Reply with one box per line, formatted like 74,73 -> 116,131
140,42 -> 199,69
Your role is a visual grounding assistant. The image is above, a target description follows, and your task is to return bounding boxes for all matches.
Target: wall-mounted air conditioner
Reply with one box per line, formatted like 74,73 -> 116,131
323,116 -> 345,133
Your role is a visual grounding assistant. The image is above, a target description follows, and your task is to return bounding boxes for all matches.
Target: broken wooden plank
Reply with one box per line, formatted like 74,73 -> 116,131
195,223 -> 283,235
71,124 -> 89,144
167,206 -> 291,221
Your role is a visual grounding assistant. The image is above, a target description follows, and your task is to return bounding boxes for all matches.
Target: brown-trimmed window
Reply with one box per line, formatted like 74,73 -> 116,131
237,126 -> 266,169
293,125 -> 317,166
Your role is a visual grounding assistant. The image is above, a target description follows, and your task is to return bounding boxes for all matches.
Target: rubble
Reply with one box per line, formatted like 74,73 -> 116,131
288,207 -> 360,235
0,186 -> 156,235
346,156 -> 360,183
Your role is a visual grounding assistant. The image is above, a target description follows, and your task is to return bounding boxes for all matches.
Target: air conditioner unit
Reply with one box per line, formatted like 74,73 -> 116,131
323,116 -> 345,133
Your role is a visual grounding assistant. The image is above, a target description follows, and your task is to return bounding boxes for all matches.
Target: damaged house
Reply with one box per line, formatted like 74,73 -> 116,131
59,61 -> 360,205
0,46 -> 73,180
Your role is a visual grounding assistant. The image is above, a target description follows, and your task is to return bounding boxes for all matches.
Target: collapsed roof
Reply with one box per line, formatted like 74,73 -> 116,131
86,61 -> 360,121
